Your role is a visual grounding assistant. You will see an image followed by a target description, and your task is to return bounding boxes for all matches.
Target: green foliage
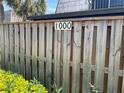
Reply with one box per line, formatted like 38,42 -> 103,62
52,82 -> 63,93
0,69 -> 48,93
91,87 -> 99,93
90,83 -> 99,93
5,0 -> 46,20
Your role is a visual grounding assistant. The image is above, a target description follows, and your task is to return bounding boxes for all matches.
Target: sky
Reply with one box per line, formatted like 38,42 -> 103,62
4,0 -> 58,14
47,0 -> 58,13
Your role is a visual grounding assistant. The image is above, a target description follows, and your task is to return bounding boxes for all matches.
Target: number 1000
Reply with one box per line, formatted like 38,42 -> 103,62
55,22 -> 72,30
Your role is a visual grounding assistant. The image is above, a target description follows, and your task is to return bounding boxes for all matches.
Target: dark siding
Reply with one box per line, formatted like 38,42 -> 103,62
110,0 -> 124,7
92,0 -> 124,9
92,0 -> 109,9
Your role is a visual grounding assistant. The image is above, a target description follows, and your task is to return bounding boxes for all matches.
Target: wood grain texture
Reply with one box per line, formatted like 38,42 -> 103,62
122,70 -> 124,93
9,24 -> 14,71
62,30 -> 71,93
14,24 -> 20,73
95,21 -> 107,92
72,22 -> 82,93
0,24 -> 4,69
54,29 -> 61,87
0,20 -> 123,93
4,25 -> 9,70
83,21 -> 94,93
20,24 -> 25,77
39,23 -> 45,84
46,23 -> 53,91
108,20 -> 123,93
32,23 -> 38,79
25,23 -> 31,79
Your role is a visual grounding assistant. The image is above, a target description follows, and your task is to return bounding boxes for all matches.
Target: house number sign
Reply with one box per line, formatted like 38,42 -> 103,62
54,21 -> 72,30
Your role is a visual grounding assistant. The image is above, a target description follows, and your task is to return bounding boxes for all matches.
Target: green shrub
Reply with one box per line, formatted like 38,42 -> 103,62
0,69 -> 48,93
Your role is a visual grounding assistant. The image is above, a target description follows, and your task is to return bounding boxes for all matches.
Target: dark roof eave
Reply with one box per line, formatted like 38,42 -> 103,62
27,7 -> 124,20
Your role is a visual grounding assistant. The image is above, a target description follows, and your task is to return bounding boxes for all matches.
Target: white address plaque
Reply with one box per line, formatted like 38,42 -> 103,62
54,21 -> 72,30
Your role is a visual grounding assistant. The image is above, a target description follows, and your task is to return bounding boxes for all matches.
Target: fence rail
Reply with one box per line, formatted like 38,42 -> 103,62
0,19 -> 124,93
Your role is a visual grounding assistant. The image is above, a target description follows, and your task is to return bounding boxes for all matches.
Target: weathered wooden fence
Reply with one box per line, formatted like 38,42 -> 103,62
0,18 -> 124,93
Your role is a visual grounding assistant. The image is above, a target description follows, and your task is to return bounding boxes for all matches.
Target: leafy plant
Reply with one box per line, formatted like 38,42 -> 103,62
5,0 -> 46,20
0,69 -> 48,93
52,82 -> 63,93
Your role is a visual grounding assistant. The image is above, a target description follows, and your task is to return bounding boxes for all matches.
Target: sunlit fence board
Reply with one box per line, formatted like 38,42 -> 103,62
62,30 -> 71,93
46,23 -> 53,91
39,23 -> 45,84
108,20 -> 123,93
0,24 -> 4,69
54,29 -> 61,87
4,25 -> 9,70
83,21 -> 94,93
122,70 -> 124,93
95,21 -> 107,92
20,24 -> 25,77
72,22 -> 82,93
9,24 -> 14,72
14,24 -> 20,73
25,23 -> 31,79
32,23 -> 38,79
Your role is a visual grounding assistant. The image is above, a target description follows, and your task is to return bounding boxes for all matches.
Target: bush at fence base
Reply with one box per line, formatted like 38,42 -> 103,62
0,69 -> 48,93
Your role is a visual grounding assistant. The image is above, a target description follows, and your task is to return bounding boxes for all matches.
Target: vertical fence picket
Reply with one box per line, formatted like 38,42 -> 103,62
83,21 -> 94,93
60,30 -> 64,86
0,24 -> 4,69
14,24 -> 20,73
62,30 -> 71,93
95,21 -> 107,92
4,24 -> 9,70
72,22 -> 82,93
54,29 -> 61,86
9,24 -> 14,71
46,23 -> 53,91
39,23 -> 45,84
32,23 -> 38,79
122,71 -> 124,93
108,20 -> 123,93
20,24 -> 25,77
25,23 -> 31,79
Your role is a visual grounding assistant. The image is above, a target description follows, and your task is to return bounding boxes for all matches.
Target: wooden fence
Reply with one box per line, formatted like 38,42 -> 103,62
0,18 -> 124,93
